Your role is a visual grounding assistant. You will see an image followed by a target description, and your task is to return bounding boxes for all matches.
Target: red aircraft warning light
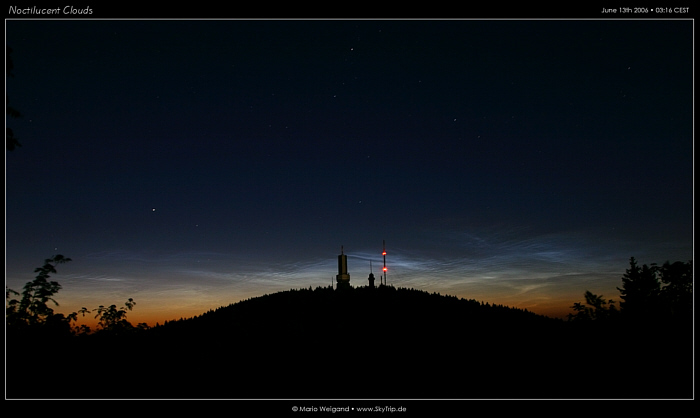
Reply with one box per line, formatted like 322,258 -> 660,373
382,240 -> 387,286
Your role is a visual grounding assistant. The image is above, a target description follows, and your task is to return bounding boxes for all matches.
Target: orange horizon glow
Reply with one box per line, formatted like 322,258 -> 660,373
50,285 -> 579,332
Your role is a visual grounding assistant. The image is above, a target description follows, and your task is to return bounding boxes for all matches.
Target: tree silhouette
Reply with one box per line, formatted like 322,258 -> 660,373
571,257 -> 693,325
567,290 -> 618,322
617,257 -> 662,321
6,254 -> 144,336
6,272 -> 691,399
659,260 -> 692,319
6,254 -> 73,333
94,298 -> 138,334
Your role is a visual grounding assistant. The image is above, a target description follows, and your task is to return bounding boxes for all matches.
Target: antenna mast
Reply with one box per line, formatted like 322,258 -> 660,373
382,240 -> 387,286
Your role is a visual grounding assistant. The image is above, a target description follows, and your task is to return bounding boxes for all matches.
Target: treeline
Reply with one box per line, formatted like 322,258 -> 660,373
6,254 -> 693,400
6,255 -> 148,341
559,256 -> 693,400
568,257 -> 692,325
153,283 -> 558,336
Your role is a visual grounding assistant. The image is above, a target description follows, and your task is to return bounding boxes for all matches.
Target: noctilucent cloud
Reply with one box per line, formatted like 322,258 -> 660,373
5,19 -> 693,327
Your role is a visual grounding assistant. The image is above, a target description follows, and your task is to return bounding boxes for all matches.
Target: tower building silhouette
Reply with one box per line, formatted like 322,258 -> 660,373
333,242 -> 388,291
336,246 -> 351,289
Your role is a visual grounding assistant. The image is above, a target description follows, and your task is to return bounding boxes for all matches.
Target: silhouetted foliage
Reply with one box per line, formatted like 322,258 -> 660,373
617,257 -> 662,321
7,258 -> 692,400
613,257 -> 693,324
564,257 -> 693,399
567,290 -> 618,322
6,254 -> 74,336
570,256 -> 692,324
6,254 -> 145,338
94,298 -> 138,335
659,260 -> 693,319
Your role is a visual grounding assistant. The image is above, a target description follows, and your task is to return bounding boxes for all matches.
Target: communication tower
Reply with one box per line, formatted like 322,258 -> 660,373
336,245 -> 351,289
382,240 -> 387,286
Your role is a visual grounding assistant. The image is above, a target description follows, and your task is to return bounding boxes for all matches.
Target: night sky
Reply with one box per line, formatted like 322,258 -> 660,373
5,19 -> 693,328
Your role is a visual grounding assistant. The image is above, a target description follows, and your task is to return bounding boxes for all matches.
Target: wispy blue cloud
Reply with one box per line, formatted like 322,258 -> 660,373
6,219 -> 690,324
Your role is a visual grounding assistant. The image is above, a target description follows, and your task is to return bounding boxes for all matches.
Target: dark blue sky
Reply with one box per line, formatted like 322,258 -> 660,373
5,19 -> 693,325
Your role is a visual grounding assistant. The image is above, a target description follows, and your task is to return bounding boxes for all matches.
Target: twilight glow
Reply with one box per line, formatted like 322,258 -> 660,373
5,19 -> 693,329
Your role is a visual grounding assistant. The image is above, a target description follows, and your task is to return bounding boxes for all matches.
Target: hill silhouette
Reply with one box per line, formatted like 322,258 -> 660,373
7,285 -> 692,399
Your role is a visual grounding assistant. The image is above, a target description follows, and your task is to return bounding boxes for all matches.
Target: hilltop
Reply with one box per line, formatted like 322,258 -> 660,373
152,284 -> 561,338
7,285 -> 692,399
131,285 -> 575,398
